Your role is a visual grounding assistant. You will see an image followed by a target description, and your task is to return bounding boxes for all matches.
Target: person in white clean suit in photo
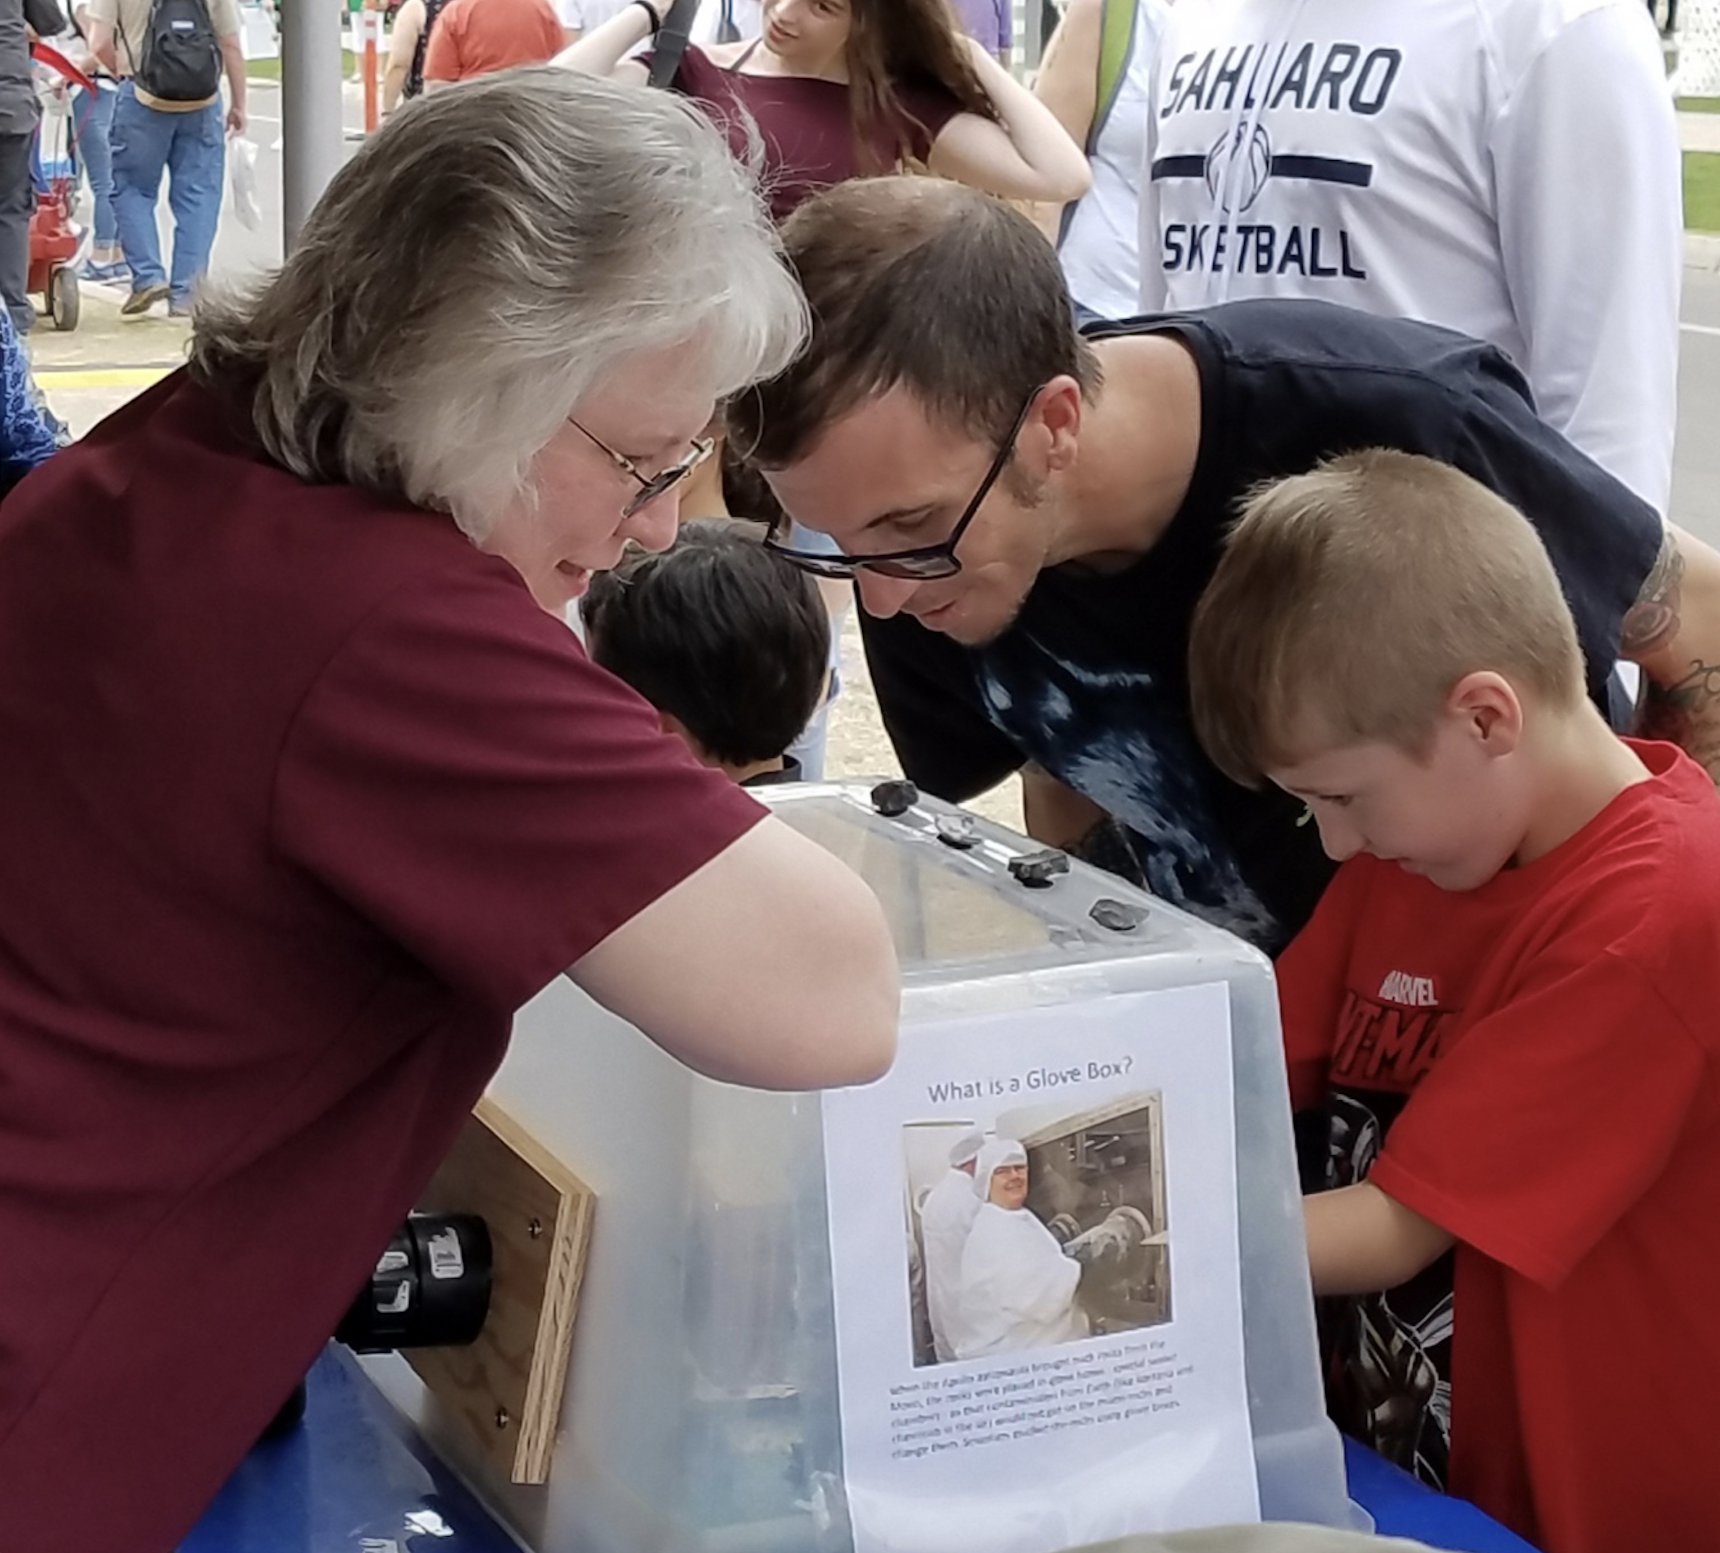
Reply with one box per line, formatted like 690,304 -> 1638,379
919,1129 -> 985,1362
956,1139 -> 1088,1360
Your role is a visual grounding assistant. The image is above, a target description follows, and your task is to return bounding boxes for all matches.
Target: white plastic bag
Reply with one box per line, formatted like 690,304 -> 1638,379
227,133 -> 261,232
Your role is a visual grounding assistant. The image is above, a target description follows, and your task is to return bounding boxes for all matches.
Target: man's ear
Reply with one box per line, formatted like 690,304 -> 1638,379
1447,670 -> 1524,755
1036,375 -> 1084,474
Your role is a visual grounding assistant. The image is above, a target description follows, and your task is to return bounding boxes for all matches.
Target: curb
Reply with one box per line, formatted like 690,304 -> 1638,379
1688,231 -> 1720,271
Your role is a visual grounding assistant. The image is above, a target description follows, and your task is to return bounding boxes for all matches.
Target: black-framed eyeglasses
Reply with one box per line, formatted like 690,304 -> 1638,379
569,419 -> 715,519
763,385 -> 1047,580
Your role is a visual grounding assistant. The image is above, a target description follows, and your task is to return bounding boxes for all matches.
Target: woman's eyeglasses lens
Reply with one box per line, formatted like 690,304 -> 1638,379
570,419 -> 714,518
617,438 -> 714,518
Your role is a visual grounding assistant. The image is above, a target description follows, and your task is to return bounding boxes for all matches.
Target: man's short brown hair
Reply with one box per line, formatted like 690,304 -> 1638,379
727,177 -> 1100,467
1189,450 -> 1587,787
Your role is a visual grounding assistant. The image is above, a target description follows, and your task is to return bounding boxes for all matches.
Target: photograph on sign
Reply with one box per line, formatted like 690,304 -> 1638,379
823,982 -> 1260,1553
903,1090 -> 1171,1369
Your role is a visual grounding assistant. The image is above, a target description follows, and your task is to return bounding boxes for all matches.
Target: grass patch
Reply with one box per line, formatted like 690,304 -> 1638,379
1679,97 -> 1720,114
244,50 -> 358,80
1689,151 -> 1720,232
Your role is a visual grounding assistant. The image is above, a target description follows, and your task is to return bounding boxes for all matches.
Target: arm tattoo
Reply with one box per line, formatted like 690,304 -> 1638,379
1620,529 -> 1720,782
1065,818 -> 1148,889
1640,660 -> 1720,782
1619,531 -> 1685,659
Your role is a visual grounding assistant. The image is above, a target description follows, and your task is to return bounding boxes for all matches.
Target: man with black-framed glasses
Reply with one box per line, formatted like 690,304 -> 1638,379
732,175 -> 1720,955
765,388 -> 1043,582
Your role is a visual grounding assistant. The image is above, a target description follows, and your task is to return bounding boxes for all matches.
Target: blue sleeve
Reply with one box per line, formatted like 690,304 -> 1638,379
0,313 -> 60,498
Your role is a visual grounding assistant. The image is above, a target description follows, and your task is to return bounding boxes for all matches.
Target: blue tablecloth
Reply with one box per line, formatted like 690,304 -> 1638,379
1343,1438 -> 1539,1552
178,1348 -> 520,1553
180,1347 -> 1540,1553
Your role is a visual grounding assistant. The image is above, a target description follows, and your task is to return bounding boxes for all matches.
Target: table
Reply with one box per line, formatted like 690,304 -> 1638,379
179,1347 -> 1541,1553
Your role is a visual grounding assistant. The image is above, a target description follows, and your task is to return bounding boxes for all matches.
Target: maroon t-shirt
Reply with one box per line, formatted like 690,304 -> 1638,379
0,372 -> 764,1551
671,45 -> 962,223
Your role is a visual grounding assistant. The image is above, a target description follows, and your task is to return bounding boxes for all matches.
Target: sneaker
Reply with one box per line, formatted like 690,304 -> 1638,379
120,281 -> 171,316
79,258 -> 129,285
168,299 -> 193,319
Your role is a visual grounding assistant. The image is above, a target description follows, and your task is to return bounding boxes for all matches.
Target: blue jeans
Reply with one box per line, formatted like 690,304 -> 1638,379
110,84 -> 225,301
75,85 -> 119,249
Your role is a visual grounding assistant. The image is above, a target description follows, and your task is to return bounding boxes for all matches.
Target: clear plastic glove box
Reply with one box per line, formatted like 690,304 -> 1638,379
365,783 -> 1352,1551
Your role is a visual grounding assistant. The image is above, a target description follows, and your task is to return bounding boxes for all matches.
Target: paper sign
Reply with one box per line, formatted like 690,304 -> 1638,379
822,983 -> 1260,1553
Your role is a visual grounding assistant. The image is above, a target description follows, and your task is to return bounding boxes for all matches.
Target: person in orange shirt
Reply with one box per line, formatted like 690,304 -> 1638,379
424,0 -> 563,84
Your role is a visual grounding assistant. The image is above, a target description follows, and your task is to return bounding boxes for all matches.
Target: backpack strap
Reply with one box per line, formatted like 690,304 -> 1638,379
1088,0 -> 1137,154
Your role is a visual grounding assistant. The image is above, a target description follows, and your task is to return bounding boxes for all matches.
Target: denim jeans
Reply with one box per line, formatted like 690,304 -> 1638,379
0,131 -> 32,335
74,85 -> 119,250
110,84 -> 225,302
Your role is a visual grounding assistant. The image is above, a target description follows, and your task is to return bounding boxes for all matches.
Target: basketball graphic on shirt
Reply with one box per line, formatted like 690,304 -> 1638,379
1204,125 -> 1273,216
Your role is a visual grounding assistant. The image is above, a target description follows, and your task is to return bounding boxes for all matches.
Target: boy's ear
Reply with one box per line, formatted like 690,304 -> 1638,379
1447,670 -> 1524,755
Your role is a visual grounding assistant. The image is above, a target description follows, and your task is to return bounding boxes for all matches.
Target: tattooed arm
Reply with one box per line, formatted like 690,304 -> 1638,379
1020,767 -> 1151,886
1623,525 -> 1720,783
1021,764 -> 1108,848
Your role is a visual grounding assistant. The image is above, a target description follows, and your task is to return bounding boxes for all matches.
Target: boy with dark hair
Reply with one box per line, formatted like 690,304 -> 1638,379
582,518 -> 829,786
730,175 -> 1720,953
1187,449 -> 1720,1553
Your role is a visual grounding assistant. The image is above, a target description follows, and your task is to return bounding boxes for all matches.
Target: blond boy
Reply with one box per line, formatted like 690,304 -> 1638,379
1188,450 -> 1720,1553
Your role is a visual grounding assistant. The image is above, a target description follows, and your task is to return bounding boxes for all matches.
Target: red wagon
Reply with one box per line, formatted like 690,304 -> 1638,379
27,42 -> 97,332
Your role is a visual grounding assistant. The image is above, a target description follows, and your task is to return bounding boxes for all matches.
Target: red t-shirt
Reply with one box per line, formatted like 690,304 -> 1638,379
0,373 -> 763,1551
1277,741 -> 1720,1553
423,0 -> 564,82
670,45 -> 962,223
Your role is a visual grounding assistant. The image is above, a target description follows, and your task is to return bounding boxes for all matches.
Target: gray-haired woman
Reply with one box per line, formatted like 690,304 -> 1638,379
0,69 -> 897,1551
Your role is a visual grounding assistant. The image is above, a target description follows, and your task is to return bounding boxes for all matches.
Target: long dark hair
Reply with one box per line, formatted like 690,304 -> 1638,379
843,0 -> 998,172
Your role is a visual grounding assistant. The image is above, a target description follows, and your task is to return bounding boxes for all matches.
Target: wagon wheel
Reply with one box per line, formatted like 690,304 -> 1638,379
47,266 -> 79,332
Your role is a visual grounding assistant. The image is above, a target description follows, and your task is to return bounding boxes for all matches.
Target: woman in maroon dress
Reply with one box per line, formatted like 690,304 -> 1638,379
560,0 -> 1090,220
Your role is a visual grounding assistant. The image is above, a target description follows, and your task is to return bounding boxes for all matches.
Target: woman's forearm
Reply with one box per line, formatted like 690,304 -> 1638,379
965,40 -> 1092,201
382,50 -> 412,113
555,1 -> 654,74
1032,0 -> 1100,150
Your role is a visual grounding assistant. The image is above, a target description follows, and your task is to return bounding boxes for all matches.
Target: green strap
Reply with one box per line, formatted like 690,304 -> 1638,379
1090,0 -> 1138,154
1058,0 -> 1140,250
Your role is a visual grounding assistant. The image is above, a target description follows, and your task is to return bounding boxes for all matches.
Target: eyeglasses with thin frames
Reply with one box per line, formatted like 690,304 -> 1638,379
569,418 -> 715,519
763,386 -> 1047,580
